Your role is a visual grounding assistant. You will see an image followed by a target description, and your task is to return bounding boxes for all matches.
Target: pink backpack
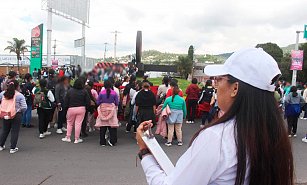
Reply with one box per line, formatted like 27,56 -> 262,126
0,93 -> 17,119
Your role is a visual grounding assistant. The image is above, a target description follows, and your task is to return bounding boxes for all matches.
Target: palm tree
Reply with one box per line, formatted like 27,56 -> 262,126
4,38 -> 29,74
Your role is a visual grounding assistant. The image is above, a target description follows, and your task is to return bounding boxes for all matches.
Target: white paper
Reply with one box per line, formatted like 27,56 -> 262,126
142,130 -> 175,175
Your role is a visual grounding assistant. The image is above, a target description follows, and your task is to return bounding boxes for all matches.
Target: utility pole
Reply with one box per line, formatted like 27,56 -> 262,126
292,31 -> 304,86
52,39 -> 56,60
47,8 -> 52,67
111,31 -> 121,62
104,42 -> 108,61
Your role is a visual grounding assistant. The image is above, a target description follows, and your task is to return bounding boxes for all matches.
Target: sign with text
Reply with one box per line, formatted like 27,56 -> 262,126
304,25 -> 307,39
290,50 -> 304,70
30,24 -> 43,73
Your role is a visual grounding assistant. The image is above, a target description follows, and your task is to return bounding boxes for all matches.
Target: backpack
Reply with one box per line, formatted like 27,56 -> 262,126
199,88 -> 214,104
21,83 -> 31,103
34,89 -> 51,109
0,93 -> 17,119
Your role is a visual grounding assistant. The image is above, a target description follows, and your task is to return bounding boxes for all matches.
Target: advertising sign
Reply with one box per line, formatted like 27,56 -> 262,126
290,50 -> 304,70
30,24 -> 43,73
52,59 -> 58,69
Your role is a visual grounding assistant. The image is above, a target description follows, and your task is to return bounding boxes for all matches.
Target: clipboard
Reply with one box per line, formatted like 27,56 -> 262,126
142,130 -> 175,176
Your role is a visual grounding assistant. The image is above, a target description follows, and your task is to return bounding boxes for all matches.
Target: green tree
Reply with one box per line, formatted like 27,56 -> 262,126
279,54 -> 292,81
297,43 -> 307,83
4,38 -> 29,74
188,45 -> 194,61
177,55 -> 192,79
256,42 -> 283,63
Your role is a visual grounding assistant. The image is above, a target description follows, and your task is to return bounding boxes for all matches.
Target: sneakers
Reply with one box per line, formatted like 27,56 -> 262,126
186,121 -> 191,124
44,131 -> 52,136
89,127 -> 95,133
107,140 -> 113,147
165,142 -> 172,147
74,138 -> 83,144
200,125 -> 205,128
178,142 -> 183,146
10,148 -> 18,154
62,137 -> 71,143
54,123 -> 58,128
39,134 -> 45,139
304,118 -> 307,120
56,129 -> 63,134
0,145 -> 5,151
293,134 -> 297,137
288,135 -> 292,138
47,124 -> 51,129
302,137 -> 307,143
62,127 -> 67,132
190,121 -> 195,124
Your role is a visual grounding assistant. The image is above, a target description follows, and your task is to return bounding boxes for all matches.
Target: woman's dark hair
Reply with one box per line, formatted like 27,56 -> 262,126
290,86 -> 298,97
4,80 -> 19,99
205,79 -> 212,88
73,79 -> 85,89
143,82 -> 150,89
192,78 -> 198,84
124,76 -> 129,82
191,75 -> 293,185
129,75 -> 136,83
104,80 -> 112,99
170,80 -> 177,87
39,79 -> 47,88
24,73 -> 32,81
172,85 -> 179,102
137,82 -> 143,90
114,81 -> 121,89
87,81 -> 94,88
163,76 -> 169,87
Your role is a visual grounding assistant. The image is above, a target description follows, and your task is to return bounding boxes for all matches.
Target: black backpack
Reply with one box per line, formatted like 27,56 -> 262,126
199,87 -> 214,104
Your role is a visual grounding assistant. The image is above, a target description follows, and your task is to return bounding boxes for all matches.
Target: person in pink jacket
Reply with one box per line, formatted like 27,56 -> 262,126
95,80 -> 119,146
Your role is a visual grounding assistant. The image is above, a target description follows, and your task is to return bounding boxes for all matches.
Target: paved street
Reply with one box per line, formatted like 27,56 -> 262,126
0,112 -> 306,185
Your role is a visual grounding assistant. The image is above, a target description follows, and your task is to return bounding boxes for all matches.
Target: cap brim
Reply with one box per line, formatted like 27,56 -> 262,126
204,65 -> 228,77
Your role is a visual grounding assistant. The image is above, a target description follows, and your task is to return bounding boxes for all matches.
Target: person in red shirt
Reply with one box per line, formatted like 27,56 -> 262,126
185,78 -> 201,124
166,80 -> 183,98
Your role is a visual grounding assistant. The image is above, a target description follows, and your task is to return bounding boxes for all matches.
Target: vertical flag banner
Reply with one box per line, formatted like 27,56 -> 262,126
52,59 -> 58,69
304,25 -> 307,39
290,50 -> 304,70
30,24 -> 43,73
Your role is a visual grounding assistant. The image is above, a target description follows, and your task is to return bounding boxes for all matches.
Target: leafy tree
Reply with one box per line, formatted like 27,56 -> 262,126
4,38 -> 29,74
188,45 -> 194,61
256,42 -> 283,63
278,54 -> 292,81
297,43 -> 307,83
177,55 -> 192,79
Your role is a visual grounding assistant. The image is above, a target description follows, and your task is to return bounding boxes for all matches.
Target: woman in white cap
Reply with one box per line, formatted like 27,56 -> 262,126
136,48 -> 293,185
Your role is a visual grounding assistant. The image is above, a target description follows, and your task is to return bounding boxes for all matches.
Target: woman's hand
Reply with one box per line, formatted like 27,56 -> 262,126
136,120 -> 153,150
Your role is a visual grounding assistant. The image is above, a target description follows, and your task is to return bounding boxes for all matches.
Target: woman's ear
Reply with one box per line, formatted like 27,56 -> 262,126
230,82 -> 239,97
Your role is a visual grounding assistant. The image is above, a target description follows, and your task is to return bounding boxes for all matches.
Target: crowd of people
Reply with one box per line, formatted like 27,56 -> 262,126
0,60 -> 306,155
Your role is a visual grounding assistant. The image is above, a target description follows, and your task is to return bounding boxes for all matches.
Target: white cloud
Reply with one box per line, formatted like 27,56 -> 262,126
0,0 -> 306,59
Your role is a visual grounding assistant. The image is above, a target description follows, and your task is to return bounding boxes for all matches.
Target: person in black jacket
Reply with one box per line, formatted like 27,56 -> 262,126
21,73 -> 34,128
62,79 -> 90,144
135,82 -> 156,127
55,76 -> 70,134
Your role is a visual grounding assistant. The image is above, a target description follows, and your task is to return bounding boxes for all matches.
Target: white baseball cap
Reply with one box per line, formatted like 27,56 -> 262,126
204,48 -> 281,92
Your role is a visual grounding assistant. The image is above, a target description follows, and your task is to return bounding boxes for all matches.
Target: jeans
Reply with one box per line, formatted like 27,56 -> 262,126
99,126 -> 117,145
304,105 -> 307,118
201,111 -> 212,125
57,107 -> 67,129
37,108 -> 53,134
0,113 -> 22,149
22,104 -> 32,126
287,116 -> 298,135
187,99 -> 198,121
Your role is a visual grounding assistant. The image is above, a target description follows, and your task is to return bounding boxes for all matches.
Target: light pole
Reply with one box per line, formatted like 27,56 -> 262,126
104,42 -> 108,61
292,31 -> 304,86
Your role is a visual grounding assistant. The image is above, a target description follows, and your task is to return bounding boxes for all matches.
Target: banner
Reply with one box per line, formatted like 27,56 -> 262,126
52,59 -> 58,69
290,50 -> 304,70
30,24 -> 43,73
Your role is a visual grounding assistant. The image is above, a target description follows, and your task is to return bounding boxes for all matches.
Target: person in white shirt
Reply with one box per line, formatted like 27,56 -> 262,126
136,48 -> 294,185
